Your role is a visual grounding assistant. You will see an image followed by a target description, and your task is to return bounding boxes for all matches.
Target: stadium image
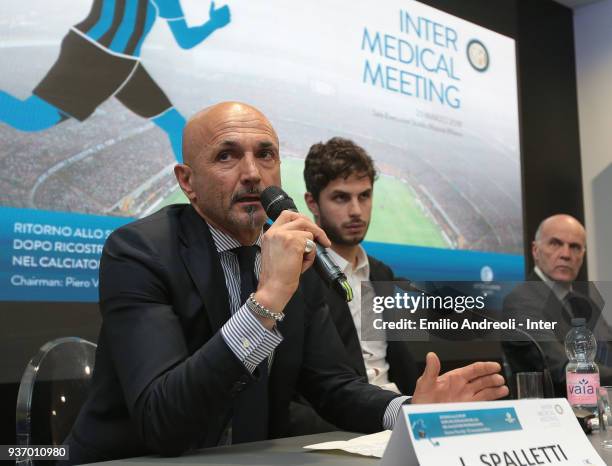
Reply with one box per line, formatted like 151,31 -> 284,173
0,0 -> 523,255
0,83 -> 522,254
156,157 -> 450,249
0,91 -> 518,254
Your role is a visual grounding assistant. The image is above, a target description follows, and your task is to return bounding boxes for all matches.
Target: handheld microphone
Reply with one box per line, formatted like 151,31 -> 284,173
260,186 -> 353,302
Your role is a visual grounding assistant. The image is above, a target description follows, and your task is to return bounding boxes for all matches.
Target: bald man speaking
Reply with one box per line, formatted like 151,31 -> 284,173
502,214 -> 612,396
63,102 -> 508,464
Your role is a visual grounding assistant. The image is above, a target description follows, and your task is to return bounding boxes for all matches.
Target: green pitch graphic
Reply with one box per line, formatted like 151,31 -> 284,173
156,158 -> 448,248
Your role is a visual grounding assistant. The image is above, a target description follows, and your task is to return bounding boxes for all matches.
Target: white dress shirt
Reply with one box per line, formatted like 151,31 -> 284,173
327,246 -> 401,394
534,266 -> 571,302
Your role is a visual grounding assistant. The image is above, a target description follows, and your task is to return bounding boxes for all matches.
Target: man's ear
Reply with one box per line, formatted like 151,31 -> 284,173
174,164 -> 196,202
531,240 -> 538,263
304,192 -> 319,220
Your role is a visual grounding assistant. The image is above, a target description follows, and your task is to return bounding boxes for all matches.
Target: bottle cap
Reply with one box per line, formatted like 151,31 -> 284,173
571,317 -> 586,327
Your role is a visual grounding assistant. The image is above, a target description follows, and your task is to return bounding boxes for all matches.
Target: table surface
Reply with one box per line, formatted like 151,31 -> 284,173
591,428 -> 612,459
87,430 -> 612,465
87,432 -> 372,466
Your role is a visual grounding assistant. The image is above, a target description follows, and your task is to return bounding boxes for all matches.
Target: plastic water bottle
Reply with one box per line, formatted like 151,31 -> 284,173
565,318 -> 600,416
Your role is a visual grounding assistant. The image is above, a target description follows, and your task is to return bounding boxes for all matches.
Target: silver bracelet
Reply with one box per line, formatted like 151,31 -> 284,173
246,293 -> 285,322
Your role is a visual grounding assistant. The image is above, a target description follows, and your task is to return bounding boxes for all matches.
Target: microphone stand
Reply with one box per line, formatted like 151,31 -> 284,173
395,282 -> 556,398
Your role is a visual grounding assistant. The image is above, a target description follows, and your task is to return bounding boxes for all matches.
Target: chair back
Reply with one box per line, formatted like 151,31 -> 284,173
16,337 -> 97,464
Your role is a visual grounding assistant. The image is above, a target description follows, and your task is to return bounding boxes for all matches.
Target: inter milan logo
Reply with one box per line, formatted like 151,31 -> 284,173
467,39 -> 489,72
480,265 -> 494,282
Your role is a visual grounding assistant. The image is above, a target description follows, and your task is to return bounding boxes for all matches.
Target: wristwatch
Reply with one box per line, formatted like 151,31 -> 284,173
246,293 -> 285,322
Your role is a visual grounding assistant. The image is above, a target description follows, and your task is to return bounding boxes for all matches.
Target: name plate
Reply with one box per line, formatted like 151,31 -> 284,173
381,398 -> 606,466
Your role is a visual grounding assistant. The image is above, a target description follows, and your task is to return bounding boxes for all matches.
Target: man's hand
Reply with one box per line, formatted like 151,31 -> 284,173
412,352 -> 509,403
254,211 -> 330,318
209,2 -> 231,29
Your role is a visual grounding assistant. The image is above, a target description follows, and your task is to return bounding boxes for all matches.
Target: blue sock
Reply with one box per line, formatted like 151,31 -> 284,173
0,94 -> 63,131
152,108 -> 186,163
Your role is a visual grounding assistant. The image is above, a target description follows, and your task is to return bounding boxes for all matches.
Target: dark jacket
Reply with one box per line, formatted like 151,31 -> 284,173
64,205 -> 398,464
288,254 -> 418,435
502,271 -> 612,397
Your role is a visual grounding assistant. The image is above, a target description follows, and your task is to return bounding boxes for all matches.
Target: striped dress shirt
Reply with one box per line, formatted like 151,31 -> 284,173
211,224 -> 282,372
211,223 -> 406,430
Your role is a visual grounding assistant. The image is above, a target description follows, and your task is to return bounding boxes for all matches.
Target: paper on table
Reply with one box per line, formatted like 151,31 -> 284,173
303,430 -> 392,458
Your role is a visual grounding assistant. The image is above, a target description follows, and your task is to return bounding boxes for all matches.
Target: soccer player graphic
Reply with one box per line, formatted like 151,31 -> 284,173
0,0 -> 231,163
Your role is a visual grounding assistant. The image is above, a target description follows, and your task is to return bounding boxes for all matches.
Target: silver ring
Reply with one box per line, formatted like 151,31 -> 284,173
304,239 -> 316,254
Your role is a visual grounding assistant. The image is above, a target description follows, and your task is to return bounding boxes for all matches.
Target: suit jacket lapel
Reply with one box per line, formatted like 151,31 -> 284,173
529,271 -> 573,338
178,206 -> 231,333
326,286 -> 367,377
327,255 -> 394,378
527,271 -> 557,305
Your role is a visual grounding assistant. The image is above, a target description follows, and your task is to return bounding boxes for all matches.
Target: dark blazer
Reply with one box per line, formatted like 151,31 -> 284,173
288,254 -> 418,435
327,255 -> 418,394
501,271 -> 612,397
64,205 -> 398,464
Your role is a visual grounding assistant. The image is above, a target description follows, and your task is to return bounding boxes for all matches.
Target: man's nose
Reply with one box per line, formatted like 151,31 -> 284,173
240,154 -> 262,183
348,198 -> 362,216
559,243 -> 571,260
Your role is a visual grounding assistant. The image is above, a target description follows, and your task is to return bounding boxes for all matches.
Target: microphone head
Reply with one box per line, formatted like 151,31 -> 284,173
261,186 -> 297,220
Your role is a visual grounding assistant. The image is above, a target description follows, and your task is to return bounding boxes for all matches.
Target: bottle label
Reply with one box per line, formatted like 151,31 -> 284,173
566,372 -> 600,405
